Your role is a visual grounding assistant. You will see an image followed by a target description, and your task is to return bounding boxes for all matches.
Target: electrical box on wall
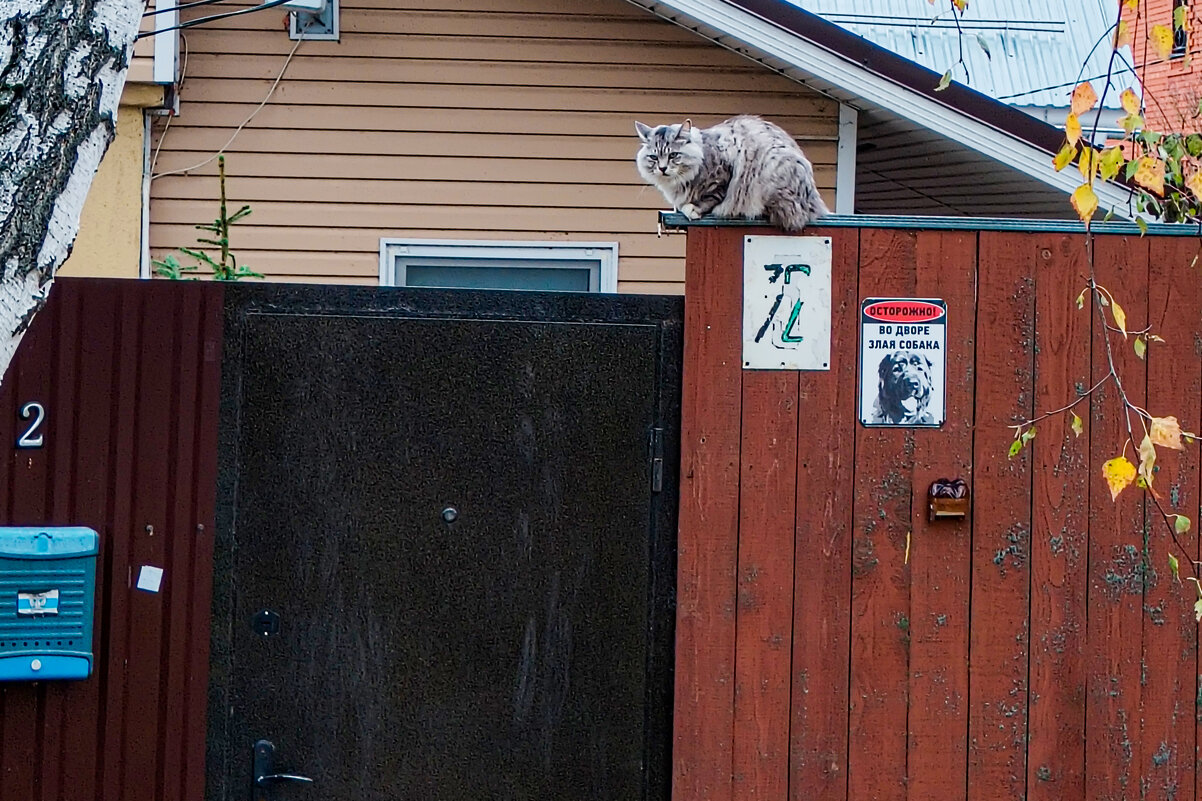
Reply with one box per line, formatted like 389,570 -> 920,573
0,527 -> 99,681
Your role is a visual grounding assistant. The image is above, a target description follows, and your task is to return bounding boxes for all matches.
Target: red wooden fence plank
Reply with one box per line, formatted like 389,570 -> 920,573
1143,236 -> 1199,801
732,369 -> 798,801
1027,234 -> 1090,801
1085,234 -> 1149,801
674,226 -> 747,801
848,228 -> 917,801
908,230 -> 976,801
967,232 -> 1037,801
790,227 -> 856,801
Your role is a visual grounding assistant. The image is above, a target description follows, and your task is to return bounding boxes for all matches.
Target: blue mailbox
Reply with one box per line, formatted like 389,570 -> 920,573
0,527 -> 98,681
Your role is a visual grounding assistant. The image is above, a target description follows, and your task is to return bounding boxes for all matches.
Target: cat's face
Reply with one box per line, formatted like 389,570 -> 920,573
634,120 -> 704,186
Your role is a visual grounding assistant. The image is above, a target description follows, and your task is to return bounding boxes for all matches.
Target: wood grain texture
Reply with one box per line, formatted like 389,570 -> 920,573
1142,236 -> 1199,801
789,226 -> 856,801
908,231 -> 975,801
967,232 -> 1035,801
673,227 -> 745,801
848,228 -> 917,801
1027,234 -> 1090,801
1084,235 -> 1149,801
732,370 -> 798,801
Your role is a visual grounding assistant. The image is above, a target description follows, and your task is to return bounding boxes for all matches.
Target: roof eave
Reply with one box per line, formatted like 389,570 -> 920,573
624,0 -> 1136,219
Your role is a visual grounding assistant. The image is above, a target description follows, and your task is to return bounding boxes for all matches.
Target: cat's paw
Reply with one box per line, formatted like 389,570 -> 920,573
679,203 -> 703,220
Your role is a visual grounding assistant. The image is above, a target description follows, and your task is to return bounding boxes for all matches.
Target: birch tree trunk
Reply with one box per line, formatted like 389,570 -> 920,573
0,0 -> 143,384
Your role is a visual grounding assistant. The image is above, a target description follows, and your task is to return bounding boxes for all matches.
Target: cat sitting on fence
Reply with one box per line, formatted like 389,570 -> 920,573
634,115 -> 829,232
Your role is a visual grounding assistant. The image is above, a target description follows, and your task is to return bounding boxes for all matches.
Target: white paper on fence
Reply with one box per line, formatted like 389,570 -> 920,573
742,235 -> 832,371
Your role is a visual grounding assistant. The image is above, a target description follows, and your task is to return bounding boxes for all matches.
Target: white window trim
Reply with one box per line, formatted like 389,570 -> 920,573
379,238 -> 619,293
835,103 -> 857,215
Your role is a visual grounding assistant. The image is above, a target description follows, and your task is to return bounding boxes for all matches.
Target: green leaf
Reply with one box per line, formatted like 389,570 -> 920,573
1175,3 -> 1188,31
1137,217 -> 1149,236
1126,158 -> 1142,180
1071,411 -> 1083,437
1076,288 -> 1087,309
936,69 -> 953,91
1008,438 -> 1023,459
1099,146 -> 1126,181
1111,299 -> 1128,337
1135,336 -> 1147,359
1021,426 -> 1037,446
1187,133 -> 1202,157
1194,597 -> 1202,622
1176,515 -> 1192,535
1170,551 -> 1181,581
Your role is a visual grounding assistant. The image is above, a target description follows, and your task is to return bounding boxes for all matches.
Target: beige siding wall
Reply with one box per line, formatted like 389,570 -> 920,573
148,0 -> 839,293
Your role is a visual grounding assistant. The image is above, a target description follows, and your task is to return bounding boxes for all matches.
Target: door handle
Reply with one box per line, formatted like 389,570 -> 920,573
253,739 -> 313,798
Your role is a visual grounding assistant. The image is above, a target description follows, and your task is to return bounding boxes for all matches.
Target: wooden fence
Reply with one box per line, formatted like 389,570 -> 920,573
672,218 -> 1202,801
0,279 -> 222,801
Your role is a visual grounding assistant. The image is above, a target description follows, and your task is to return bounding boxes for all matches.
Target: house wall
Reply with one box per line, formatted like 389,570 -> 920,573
1122,0 -> 1202,134
146,0 -> 840,293
59,85 -> 163,280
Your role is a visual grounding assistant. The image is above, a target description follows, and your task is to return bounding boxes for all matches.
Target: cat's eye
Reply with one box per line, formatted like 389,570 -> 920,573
647,154 -> 658,162
670,153 -> 683,161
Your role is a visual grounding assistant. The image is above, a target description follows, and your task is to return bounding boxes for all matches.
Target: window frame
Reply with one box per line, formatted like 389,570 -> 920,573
378,238 -> 619,293
1173,0 -> 1189,58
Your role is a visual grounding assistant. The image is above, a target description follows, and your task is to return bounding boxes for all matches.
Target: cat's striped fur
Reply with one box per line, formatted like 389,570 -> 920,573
634,115 -> 828,232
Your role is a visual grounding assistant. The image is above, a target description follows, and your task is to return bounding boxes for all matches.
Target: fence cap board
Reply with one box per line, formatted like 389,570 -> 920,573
658,211 -> 1202,237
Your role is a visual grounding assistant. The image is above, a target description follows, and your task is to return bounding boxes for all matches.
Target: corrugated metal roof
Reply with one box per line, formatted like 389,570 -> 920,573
789,0 -> 1139,110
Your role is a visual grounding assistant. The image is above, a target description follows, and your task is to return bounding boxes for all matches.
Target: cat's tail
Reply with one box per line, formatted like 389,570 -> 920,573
770,178 -> 830,232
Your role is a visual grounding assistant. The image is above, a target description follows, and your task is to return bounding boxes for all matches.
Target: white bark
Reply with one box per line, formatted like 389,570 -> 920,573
0,0 -> 143,384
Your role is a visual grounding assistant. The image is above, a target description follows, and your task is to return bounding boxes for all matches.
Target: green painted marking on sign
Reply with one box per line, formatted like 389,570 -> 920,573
782,299 -> 804,343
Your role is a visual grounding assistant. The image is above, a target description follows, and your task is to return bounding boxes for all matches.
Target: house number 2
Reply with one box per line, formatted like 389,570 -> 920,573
17,402 -> 45,449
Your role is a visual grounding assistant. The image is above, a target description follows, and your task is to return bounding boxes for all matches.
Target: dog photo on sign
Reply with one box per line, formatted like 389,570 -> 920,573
870,351 -> 936,425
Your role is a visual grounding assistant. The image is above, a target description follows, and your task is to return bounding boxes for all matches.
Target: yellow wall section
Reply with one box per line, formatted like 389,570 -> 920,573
59,84 -> 164,279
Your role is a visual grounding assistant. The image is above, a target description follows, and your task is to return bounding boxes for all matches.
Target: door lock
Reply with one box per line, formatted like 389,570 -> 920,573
252,739 -> 313,799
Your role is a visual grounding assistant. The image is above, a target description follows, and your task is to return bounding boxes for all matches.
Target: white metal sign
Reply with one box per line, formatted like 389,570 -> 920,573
859,298 -> 946,427
742,235 -> 832,371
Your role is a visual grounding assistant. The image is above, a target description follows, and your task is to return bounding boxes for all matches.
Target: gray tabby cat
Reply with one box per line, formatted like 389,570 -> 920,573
634,115 -> 828,231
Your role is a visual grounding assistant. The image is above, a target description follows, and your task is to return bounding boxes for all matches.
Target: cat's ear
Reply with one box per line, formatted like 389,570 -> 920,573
634,121 -> 652,142
678,119 -> 693,138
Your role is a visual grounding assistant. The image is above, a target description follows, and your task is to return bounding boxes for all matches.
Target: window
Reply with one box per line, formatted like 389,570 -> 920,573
1174,0 -> 1189,58
379,239 -> 619,293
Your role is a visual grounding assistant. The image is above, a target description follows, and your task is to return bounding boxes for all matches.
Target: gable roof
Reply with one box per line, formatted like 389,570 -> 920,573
626,0 -> 1135,218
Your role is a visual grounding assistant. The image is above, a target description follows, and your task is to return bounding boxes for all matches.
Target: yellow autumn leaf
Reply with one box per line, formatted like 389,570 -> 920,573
1065,113 -> 1083,147
1071,411 -> 1084,437
1151,416 -> 1186,450
1187,169 -> 1202,201
1121,112 -> 1144,134
1078,147 -> 1094,180
1071,183 -> 1099,223
1099,146 -> 1126,181
1124,0 -> 1138,9
1054,143 -> 1076,172
1134,156 -> 1166,196
1111,298 -> 1127,337
1195,597 -> 1202,623
1138,433 -> 1157,486
1071,82 -> 1099,116
1120,88 -> 1140,115
1103,456 -> 1137,500
1151,24 -> 1175,60
952,0 -> 967,10
1115,19 -> 1132,49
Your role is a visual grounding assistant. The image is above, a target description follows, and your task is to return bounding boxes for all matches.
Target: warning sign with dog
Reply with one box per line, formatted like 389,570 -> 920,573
859,298 -> 946,427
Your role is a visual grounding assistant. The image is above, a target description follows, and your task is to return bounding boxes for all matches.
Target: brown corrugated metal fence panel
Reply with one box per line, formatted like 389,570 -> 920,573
674,224 -> 1202,801
0,278 -> 223,801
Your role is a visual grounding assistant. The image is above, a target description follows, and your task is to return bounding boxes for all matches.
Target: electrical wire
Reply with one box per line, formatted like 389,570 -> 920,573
143,0 -> 229,18
150,23 -> 308,181
136,0 -> 294,40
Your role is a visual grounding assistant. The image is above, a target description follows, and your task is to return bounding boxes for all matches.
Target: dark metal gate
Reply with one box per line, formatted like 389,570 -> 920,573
206,286 -> 682,801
